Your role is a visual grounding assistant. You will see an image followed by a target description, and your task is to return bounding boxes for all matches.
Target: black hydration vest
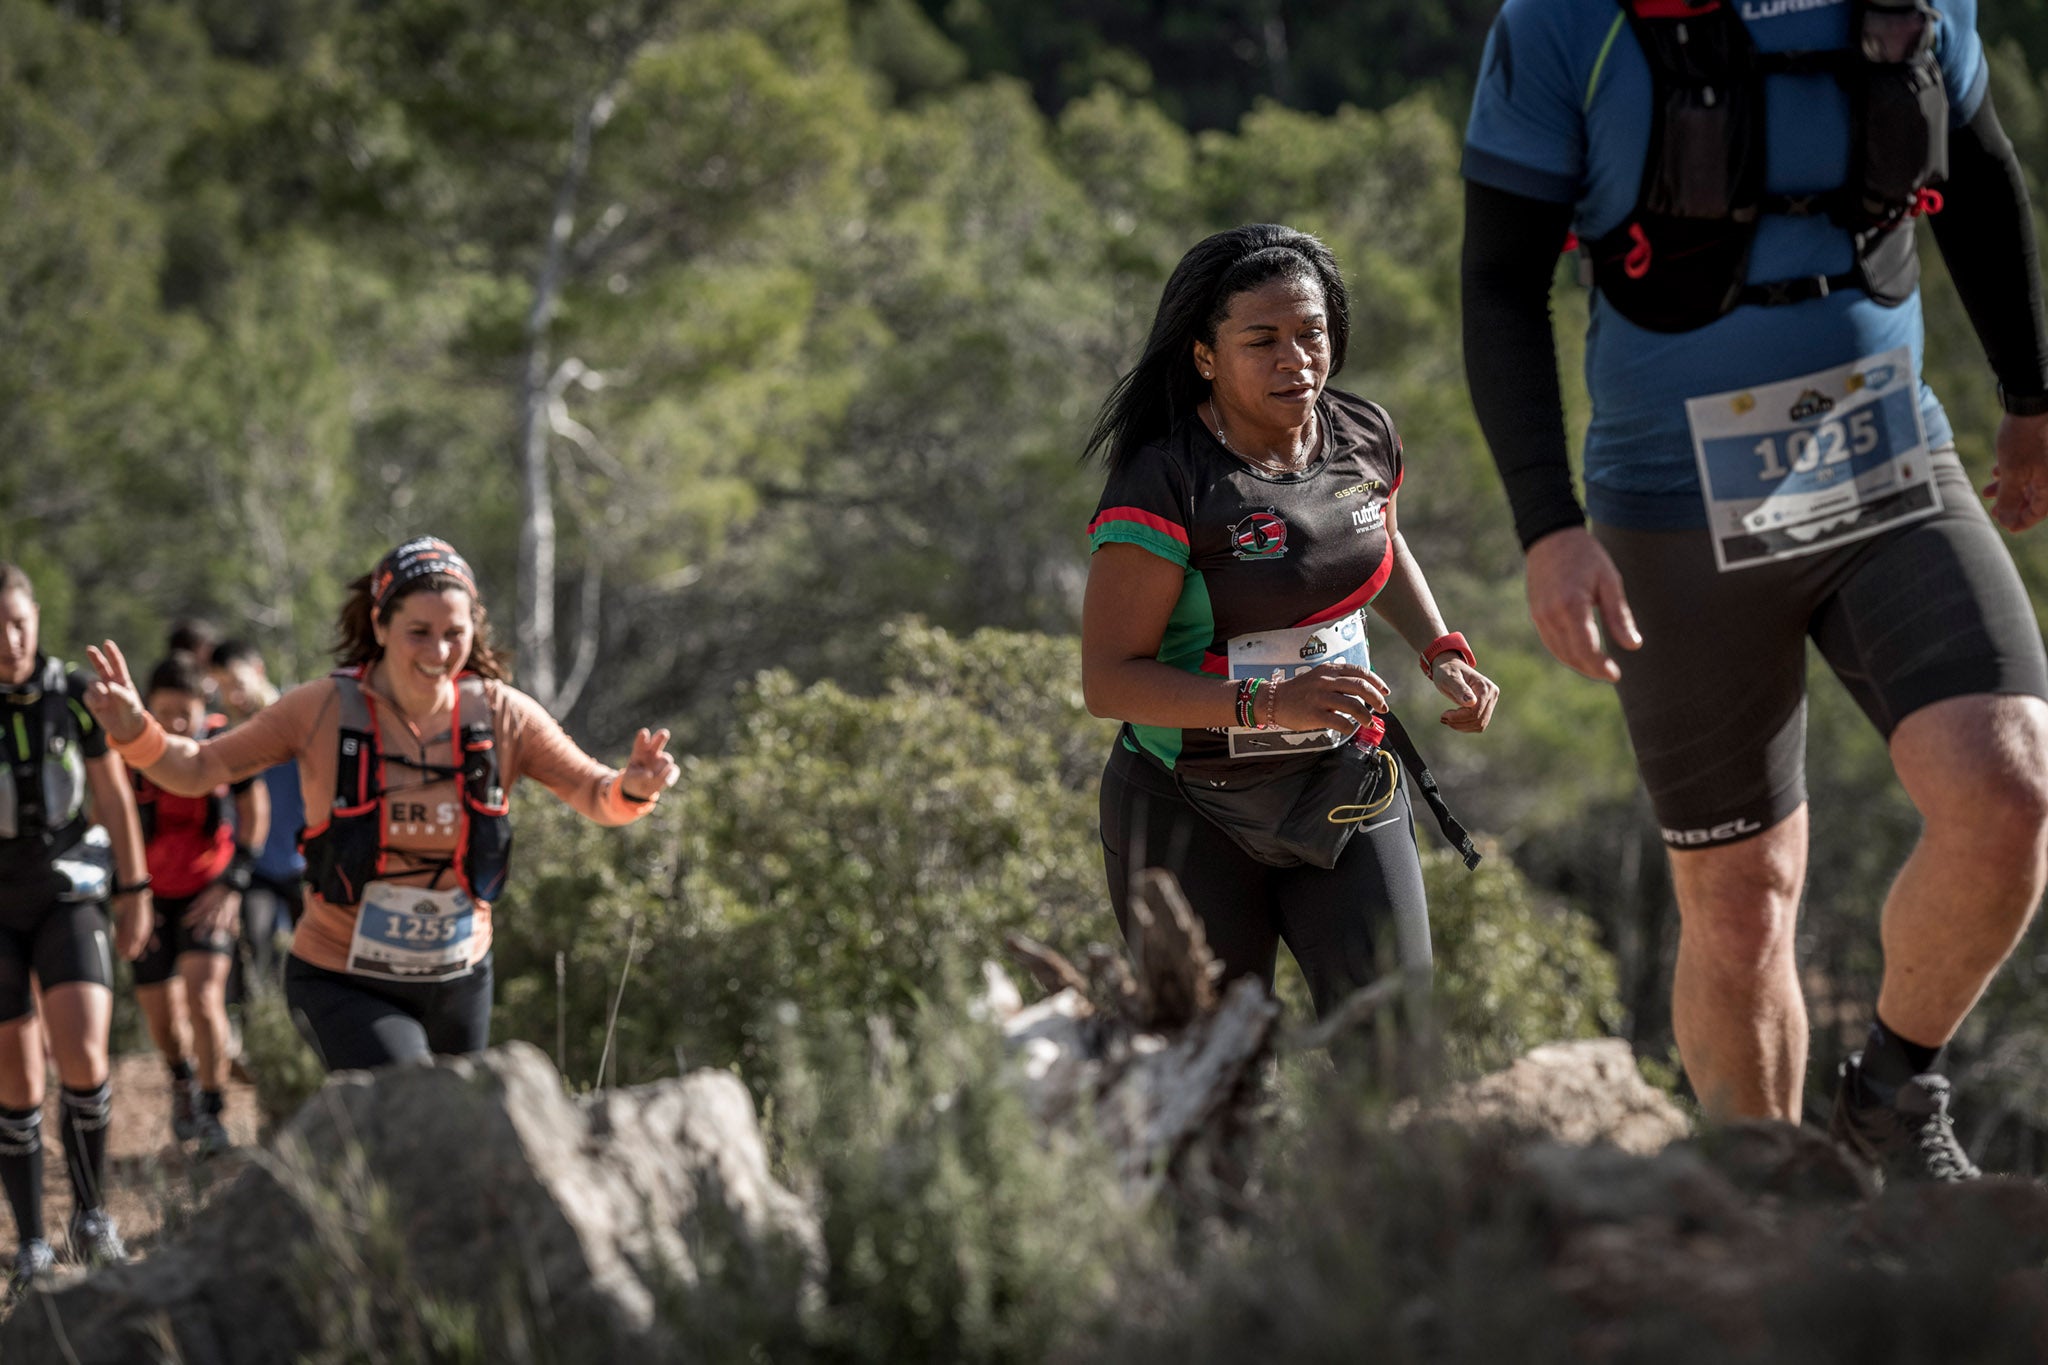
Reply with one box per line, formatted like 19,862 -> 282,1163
299,670 -> 512,906
0,656 -> 91,855
1586,0 -> 1949,333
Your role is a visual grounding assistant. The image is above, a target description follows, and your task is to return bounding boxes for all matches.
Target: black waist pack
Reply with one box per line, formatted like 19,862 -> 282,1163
1172,712 -> 1482,872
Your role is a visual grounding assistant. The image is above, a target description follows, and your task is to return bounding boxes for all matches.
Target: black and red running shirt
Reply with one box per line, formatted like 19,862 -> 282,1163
134,717 -> 251,899
1087,387 -> 1404,767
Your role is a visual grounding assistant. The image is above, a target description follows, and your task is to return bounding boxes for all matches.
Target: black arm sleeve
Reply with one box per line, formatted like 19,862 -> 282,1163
1928,85 -> 2048,402
1460,179 -> 1585,549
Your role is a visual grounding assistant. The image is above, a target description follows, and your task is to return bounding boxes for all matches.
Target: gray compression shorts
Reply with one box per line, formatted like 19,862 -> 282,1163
1594,453 -> 2048,849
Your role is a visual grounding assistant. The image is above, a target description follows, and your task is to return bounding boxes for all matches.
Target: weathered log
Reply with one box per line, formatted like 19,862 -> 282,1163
1126,868 -> 1218,1030
995,870 -> 1275,1196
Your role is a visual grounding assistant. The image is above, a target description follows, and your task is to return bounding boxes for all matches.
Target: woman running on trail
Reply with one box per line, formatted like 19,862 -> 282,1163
0,564 -> 149,1293
129,652 -> 267,1158
1081,225 -> 1500,1022
84,537 -> 681,1072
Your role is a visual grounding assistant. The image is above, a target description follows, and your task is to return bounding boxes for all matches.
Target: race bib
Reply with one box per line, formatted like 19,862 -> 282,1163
1224,611 -> 1369,759
346,880 -> 476,982
1686,346 -> 1940,572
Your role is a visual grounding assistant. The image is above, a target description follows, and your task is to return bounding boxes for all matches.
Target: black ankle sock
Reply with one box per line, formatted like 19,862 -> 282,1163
201,1089 -> 225,1116
0,1105 -> 44,1243
1861,1014 -> 1943,1093
168,1058 -> 194,1084
59,1083 -> 112,1213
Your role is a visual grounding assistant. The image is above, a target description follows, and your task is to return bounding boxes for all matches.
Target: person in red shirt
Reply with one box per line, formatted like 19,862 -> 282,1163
130,654 -> 265,1157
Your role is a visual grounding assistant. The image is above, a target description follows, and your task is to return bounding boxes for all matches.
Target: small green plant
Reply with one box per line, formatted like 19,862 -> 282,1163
766,988 -> 1166,1365
238,975 -> 327,1129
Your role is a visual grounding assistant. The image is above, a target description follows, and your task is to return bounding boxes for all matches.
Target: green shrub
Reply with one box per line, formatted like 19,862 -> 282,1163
770,993 -> 1161,1365
1424,844 -> 1625,1076
492,622 -> 1116,1085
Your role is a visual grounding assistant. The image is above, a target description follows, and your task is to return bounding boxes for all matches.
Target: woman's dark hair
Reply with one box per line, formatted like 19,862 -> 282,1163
1084,224 -> 1350,470
0,563 -> 34,602
332,573 -> 509,681
211,638 -> 263,670
167,617 -> 218,663
145,653 -> 209,701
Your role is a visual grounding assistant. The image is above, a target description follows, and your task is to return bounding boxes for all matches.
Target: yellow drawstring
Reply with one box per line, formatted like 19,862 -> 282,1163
1327,747 -> 1400,825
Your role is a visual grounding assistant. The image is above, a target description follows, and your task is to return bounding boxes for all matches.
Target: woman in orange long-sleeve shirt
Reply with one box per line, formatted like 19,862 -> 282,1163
83,538 -> 680,1072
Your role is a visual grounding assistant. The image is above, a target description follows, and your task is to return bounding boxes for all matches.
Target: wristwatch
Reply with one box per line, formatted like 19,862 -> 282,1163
1999,383 -> 2048,417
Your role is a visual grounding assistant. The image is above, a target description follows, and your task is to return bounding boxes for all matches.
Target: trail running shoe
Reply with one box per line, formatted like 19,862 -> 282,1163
171,1073 -> 202,1143
1830,1051 -> 1982,1185
66,1206 -> 127,1269
193,1108 -> 234,1161
8,1239 -> 54,1298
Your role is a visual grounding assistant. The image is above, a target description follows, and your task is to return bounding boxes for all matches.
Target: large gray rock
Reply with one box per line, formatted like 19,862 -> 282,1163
1405,1037 -> 1691,1155
1,1042 -> 818,1365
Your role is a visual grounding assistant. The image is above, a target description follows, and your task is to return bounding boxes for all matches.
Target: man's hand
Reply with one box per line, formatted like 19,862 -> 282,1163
1524,526 -> 1643,683
1985,413 -> 2048,533
112,890 -> 152,962
184,882 -> 243,941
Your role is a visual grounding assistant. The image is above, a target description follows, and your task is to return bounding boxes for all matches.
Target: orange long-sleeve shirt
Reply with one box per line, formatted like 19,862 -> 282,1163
195,675 -> 650,973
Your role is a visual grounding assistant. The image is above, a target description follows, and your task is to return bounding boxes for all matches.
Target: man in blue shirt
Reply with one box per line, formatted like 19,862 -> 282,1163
1462,0 -> 2048,1180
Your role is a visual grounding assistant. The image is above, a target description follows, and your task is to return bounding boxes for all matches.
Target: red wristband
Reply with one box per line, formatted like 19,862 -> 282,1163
1420,632 -> 1475,679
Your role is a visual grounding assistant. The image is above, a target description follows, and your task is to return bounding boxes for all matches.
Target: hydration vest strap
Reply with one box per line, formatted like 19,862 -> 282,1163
1379,713 -> 1482,871
1739,268 -> 1863,307
1761,192 -> 1829,218
1756,49 -> 1849,76
331,672 -> 376,808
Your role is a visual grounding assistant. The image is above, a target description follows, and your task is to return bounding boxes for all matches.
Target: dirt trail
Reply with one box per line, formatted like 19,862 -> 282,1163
35,1049 -> 263,1259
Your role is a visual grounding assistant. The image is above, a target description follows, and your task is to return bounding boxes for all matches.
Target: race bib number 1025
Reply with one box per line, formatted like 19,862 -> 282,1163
1685,346 -> 1940,572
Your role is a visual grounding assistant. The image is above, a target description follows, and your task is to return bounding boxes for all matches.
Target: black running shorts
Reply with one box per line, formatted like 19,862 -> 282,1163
1595,455 -> 2048,849
130,891 -> 240,987
0,868 -> 115,1022
1098,734 -> 1432,1019
282,951 -> 495,1071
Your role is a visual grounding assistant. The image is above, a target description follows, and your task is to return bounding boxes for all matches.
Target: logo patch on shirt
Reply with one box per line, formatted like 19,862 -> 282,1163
1332,479 -> 1385,500
1739,0 -> 1842,21
1229,510 -> 1289,560
1789,388 -> 1834,421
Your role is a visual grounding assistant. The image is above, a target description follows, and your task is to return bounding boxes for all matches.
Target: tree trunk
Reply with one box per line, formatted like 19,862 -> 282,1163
516,84 -> 617,710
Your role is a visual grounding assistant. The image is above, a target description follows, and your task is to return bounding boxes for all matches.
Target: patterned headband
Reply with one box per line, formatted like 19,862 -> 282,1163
370,537 -> 478,614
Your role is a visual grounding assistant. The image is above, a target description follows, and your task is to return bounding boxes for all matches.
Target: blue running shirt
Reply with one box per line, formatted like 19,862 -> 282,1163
1462,0 -> 1986,529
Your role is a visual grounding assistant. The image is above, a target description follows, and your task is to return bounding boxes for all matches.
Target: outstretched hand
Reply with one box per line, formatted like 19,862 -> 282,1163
620,727 -> 680,801
83,640 -> 149,743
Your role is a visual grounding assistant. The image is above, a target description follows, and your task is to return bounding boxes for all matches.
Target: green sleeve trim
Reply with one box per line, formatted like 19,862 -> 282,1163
1585,12 -> 1627,113
1090,523 -> 1192,569
68,698 -> 94,734
1128,723 -> 1182,767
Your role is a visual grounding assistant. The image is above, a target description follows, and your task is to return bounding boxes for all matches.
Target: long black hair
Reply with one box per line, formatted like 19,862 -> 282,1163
1084,224 -> 1350,471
